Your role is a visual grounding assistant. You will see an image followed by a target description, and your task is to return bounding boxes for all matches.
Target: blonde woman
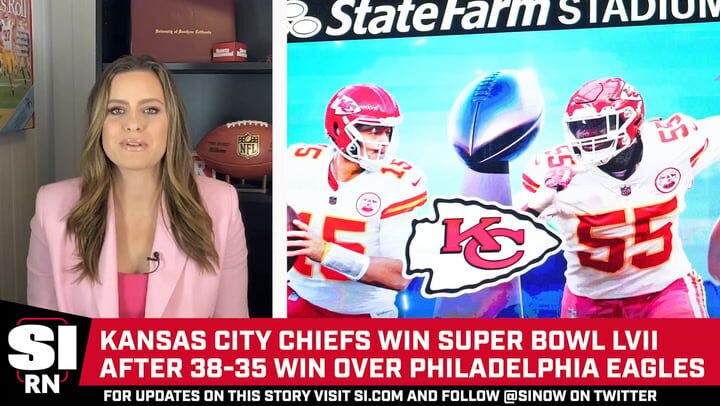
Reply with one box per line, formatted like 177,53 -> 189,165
27,55 -> 248,318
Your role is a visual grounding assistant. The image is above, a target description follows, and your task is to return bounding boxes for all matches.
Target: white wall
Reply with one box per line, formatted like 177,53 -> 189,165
50,0 -> 96,181
0,0 -> 95,304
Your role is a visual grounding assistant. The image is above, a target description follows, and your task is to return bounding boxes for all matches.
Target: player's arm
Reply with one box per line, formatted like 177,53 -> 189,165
691,115 -> 720,173
368,172 -> 429,290
287,220 -> 408,291
524,166 -> 574,215
515,151 -> 574,216
360,257 -> 406,290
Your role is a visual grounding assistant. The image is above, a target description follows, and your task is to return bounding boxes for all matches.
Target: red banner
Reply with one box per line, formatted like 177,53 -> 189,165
79,319 -> 719,386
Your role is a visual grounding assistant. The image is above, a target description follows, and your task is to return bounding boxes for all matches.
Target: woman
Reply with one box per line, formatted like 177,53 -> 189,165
27,55 -> 248,318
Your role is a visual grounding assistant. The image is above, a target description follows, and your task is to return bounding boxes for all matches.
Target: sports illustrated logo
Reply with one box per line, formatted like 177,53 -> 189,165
356,192 -> 381,217
405,197 -> 562,298
7,318 -> 78,394
655,167 -> 681,193
331,95 -> 361,115
287,0 -> 322,38
237,133 -> 260,159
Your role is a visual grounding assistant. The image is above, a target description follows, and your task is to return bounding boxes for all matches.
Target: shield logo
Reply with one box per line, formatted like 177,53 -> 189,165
620,185 -> 632,196
237,133 -> 260,159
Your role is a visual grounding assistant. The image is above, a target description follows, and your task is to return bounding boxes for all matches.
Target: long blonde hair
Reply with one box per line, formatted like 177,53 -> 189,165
66,54 -> 218,281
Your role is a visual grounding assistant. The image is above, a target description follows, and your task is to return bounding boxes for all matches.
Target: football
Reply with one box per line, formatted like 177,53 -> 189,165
287,205 -> 301,270
448,69 -> 544,172
196,120 -> 272,179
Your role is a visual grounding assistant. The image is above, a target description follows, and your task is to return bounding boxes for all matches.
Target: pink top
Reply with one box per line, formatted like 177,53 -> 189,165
118,273 -> 149,318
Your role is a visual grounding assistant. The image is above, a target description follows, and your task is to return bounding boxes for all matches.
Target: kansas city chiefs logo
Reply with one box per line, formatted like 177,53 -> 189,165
405,197 -> 561,298
356,192 -> 381,217
331,95 -> 361,115
655,167 -> 681,193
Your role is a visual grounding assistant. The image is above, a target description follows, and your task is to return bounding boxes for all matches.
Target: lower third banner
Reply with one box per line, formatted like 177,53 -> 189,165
4,300 -> 720,404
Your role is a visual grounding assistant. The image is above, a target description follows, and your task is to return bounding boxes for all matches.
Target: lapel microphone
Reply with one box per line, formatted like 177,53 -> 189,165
146,252 -> 160,274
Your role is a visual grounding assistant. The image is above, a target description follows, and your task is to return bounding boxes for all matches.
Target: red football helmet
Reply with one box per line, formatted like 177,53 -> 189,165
325,84 -> 402,171
563,78 -> 645,166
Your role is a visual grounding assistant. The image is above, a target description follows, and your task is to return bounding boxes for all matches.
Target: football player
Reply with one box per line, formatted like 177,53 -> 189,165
518,77 -> 720,318
0,13 -> 14,94
286,84 -> 427,317
12,19 -> 31,85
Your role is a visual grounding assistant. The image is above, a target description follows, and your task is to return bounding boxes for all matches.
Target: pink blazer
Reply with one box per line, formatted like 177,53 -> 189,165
26,176 -> 249,318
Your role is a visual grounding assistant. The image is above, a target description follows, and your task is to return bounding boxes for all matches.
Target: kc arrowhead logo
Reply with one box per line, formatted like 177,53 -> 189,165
405,197 -> 562,298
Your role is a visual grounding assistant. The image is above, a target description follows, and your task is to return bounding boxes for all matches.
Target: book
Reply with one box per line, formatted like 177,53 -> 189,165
130,0 -> 235,63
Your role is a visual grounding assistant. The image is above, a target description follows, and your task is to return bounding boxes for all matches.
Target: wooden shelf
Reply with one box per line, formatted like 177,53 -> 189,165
236,190 -> 272,204
102,62 -> 271,74
98,0 -> 273,317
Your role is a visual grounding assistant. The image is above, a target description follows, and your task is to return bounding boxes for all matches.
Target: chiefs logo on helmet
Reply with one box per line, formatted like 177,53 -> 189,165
331,95 -> 361,115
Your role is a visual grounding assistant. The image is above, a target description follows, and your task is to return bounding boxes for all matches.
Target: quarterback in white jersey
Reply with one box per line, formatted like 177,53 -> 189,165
287,84 -> 427,317
518,77 -> 720,318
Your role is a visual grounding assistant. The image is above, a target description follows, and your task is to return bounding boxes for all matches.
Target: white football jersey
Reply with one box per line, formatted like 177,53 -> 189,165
1,18 -> 13,51
517,114 -> 720,299
287,143 -> 427,316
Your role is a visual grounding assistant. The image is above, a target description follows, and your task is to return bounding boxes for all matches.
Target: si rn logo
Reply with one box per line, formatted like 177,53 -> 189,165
441,217 -> 525,269
7,318 -> 78,394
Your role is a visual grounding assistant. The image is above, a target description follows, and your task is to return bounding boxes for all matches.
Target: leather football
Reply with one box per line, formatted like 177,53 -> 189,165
196,120 -> 272,179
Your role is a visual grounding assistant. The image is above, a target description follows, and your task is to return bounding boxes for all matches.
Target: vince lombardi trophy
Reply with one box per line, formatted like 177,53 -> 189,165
434,69 -> 545,318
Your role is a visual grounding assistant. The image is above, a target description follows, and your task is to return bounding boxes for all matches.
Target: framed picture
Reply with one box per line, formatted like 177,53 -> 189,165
0,0 -> 33,134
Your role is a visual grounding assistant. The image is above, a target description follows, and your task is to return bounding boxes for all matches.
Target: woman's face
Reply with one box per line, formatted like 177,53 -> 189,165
102,70 -> 169,175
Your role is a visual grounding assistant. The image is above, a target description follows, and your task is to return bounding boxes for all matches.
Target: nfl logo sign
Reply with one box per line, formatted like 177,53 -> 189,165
237,133 -> 260,159
620,185 -> 632,196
